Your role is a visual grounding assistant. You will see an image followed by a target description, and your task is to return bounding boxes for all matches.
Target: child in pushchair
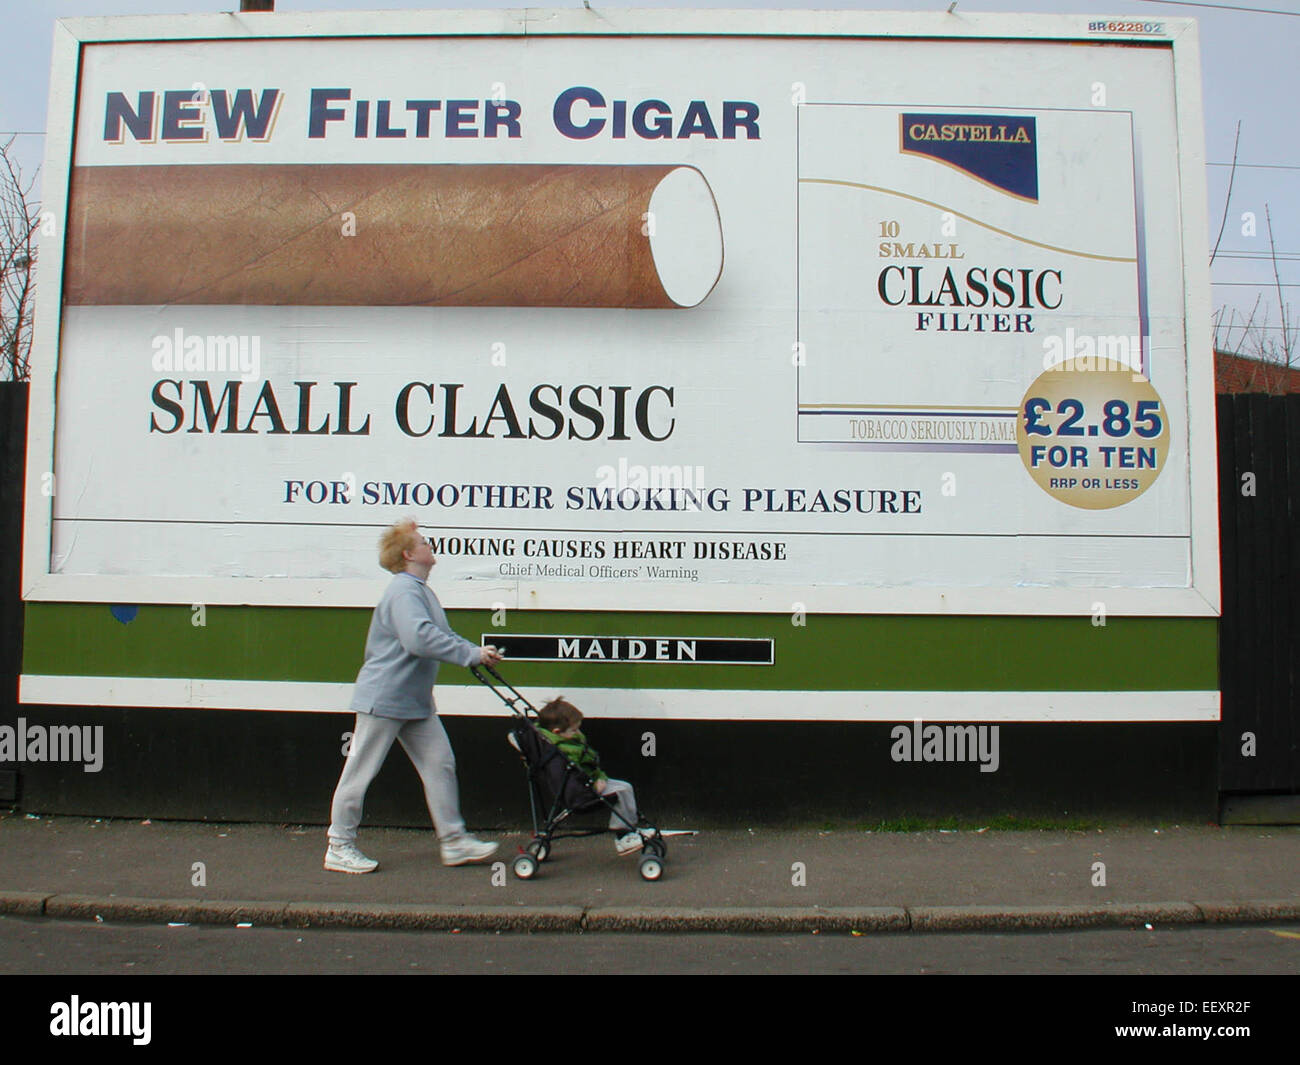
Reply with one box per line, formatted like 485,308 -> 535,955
535,697 -> 652,856
471,664 -> 667,881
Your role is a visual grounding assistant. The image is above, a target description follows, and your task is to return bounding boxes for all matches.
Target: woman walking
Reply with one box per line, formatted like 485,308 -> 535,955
325,519 -> 502,873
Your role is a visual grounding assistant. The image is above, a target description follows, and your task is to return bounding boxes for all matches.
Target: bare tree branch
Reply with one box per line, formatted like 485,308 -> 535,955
0,136 -> 40,382
1209,120 -> 1241,268
1264,204 -> 1295,371
1208,123 -> 1294,394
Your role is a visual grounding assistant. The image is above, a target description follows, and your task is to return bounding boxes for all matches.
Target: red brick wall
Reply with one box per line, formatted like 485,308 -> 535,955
1215,350 -> 1300,394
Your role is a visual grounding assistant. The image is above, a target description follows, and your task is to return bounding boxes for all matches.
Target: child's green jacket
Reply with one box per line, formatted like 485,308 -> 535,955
537,727 -> 608,783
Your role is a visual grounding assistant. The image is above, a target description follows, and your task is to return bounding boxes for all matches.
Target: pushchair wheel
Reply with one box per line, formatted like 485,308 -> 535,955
513,854 -> 539,880
638,855 -> 664,881
527,840 -> 550,863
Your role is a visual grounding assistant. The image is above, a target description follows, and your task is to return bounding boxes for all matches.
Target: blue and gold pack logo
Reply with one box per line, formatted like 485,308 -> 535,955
900,114 -> 1038,202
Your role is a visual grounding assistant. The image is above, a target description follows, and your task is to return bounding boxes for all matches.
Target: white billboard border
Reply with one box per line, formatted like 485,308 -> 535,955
24,10 -> 1220,617
18,674 -> 1221,722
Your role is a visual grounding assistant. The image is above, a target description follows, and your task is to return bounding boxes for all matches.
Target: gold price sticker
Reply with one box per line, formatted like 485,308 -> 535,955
1016,360 -> 1169,509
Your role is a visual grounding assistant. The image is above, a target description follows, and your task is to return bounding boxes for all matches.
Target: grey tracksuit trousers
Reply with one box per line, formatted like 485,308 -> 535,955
328,711 -> 467,843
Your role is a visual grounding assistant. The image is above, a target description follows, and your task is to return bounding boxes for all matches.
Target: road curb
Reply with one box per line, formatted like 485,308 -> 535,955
0,892 -> 52,917
41,895 -> 290,926
908,901 -> 1202,932
581,905 -> 910,933
283,902 -> 585,932
1192,899 -> 1300,923
3,892 -> 1298,933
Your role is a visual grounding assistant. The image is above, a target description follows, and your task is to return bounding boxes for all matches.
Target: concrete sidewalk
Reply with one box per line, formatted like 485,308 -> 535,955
1,813 -> 1297,933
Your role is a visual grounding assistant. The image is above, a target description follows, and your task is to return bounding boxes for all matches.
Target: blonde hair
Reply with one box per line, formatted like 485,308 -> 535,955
379,519 -> 421,573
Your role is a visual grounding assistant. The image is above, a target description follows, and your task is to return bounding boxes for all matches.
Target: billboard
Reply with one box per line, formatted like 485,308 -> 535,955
21,11 -> 1219,721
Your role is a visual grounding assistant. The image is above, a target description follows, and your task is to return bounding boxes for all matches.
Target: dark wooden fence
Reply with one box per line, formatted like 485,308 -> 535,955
0,382 -> 28,803
1216,394 -> 1300,796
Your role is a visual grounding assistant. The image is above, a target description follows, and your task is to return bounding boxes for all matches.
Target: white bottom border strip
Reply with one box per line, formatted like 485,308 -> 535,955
18,675 -> 1221,721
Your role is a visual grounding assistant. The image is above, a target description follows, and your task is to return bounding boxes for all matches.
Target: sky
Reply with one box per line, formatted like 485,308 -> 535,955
2,0 -> 1296,361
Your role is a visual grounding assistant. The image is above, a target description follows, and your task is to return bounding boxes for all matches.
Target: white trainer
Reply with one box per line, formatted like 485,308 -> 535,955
324,841 -> 379,874
615,830 -> 649,856
441,834 -> 499,866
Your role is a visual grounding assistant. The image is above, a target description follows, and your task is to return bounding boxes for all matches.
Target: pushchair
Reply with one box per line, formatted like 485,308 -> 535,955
470,663 -> 668,881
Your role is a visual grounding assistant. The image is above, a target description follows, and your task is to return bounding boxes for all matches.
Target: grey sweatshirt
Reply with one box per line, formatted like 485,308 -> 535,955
350,571 -> 483,720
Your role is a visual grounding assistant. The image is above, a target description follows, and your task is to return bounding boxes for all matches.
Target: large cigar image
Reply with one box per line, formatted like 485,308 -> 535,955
64,163 -> 724,308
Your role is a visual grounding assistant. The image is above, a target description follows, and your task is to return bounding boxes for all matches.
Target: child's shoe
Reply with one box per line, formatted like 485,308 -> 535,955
615,828 -> 656,855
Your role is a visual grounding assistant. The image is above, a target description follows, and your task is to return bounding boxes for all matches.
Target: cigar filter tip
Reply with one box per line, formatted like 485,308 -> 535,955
648,165 -> 724,308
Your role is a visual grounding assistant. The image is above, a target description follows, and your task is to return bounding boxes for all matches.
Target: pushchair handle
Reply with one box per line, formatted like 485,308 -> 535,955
470,661 -> 538,718
472,661 -> 508,684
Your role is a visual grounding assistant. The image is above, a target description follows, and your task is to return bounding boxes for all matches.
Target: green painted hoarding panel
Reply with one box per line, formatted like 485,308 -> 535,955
22,602 -> 1217,691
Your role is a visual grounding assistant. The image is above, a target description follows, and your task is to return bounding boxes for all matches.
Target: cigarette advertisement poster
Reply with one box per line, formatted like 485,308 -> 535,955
25,14 -> 1218,642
